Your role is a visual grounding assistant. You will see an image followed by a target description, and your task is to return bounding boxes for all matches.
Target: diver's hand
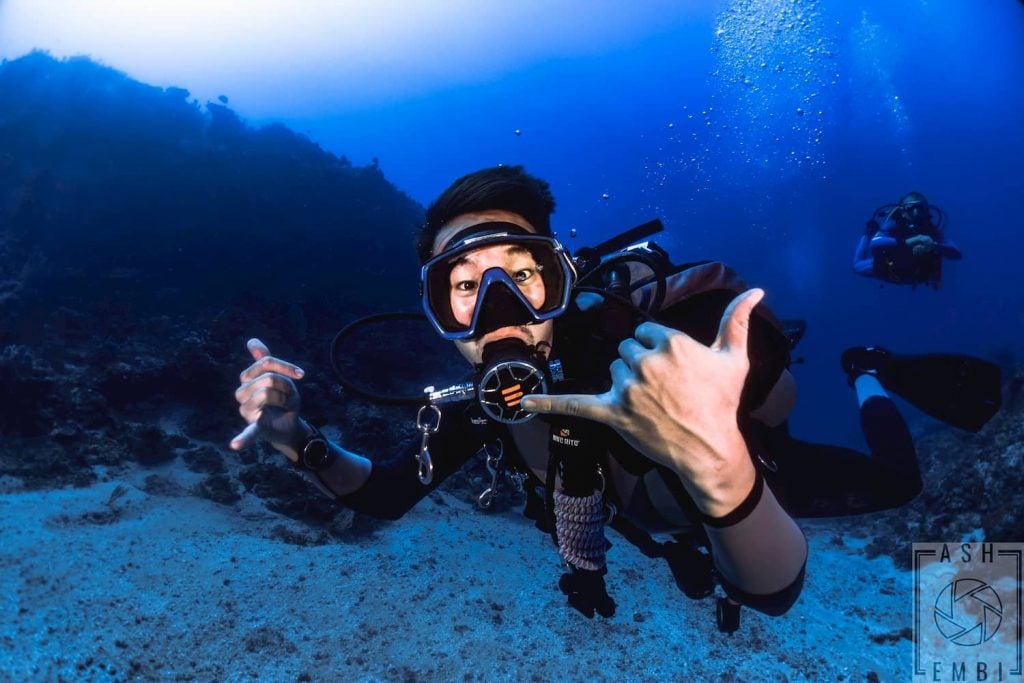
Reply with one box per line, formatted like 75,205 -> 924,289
230,338 -> 308,460
906,234 -> 937,255
522,289 -> 762,518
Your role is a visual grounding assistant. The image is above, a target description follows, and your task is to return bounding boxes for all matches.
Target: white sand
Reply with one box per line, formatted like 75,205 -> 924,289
0,461 -> 912,682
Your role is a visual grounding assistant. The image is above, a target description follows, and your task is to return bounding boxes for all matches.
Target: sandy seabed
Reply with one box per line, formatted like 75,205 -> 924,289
0,460 -> 912,682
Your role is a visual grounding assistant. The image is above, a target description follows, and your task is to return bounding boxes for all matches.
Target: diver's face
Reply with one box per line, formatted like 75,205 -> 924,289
433,211 -> 555,366
447,244 -> 547,327
903,202 -> 928,226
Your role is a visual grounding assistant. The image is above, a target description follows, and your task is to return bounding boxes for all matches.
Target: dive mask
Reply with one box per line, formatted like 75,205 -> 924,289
420,222 -> 577,341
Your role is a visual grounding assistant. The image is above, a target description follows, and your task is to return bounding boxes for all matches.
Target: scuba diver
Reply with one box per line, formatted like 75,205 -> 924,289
854,191 -> 961,288
231,166 -> 1000,632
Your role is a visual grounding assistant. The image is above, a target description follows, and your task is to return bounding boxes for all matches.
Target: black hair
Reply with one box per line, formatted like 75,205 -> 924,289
417,165 -> 556,264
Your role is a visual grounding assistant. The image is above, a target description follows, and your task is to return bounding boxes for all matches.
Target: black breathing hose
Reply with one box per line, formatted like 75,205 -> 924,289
575,251 -> 669,317
329,312 -> 436,404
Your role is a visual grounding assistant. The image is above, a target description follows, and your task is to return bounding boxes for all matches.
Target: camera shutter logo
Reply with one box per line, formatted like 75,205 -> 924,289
933,578 -> 1004,646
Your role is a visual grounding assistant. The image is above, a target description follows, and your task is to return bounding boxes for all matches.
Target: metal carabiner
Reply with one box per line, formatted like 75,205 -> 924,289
506,469 -> 527,494
476,440 -> 504,510
477,488 -> 497,510
415,404 -> 441,485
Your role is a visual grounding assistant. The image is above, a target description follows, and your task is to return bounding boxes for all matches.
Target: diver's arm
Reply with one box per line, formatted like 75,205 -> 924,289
868,218 -> 900,249
870,231 -> 899,251
852,234 -> 874,275
700,469 -> 808,615
276,419 -> 372,497
331,405 -> 482,520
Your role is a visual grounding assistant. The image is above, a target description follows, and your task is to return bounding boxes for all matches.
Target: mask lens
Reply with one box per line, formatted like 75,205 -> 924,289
422,234 -> 574,339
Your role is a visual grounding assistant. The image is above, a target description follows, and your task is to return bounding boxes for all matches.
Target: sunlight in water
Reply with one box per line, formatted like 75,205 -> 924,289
0,0 -> 708,117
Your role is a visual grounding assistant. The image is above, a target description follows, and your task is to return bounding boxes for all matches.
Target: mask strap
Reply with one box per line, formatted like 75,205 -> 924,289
437,222 -> 532,256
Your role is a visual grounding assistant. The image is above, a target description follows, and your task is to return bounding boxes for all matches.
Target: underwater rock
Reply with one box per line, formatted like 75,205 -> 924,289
0,345 -> 60,438
181,445 -> 226,474
0,51 -> 421,324
194,473 -> 241,505
0,436 -> 94,489
126,424 -> 180,467
237,462 -> 337,521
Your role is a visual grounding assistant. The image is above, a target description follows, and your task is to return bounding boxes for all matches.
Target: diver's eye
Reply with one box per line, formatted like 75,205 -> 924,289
454,279 -> 478,293
513,268 -> 535,283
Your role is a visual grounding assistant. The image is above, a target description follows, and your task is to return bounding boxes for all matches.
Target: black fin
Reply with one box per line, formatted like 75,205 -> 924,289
874,350 -> 1002,432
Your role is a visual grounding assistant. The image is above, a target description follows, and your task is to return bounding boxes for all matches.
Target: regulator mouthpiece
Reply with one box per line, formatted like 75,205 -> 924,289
477,339 -> 549,424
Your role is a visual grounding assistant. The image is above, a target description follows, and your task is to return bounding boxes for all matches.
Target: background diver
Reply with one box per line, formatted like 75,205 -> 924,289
230,166 -> 1000,631
854,191 -> 962,288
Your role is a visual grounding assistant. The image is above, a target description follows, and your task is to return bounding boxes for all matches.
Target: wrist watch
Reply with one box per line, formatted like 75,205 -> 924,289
299,423 -> 333,472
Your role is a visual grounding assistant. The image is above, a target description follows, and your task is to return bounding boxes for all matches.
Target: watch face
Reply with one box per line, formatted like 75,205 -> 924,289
303,439 -> 331,471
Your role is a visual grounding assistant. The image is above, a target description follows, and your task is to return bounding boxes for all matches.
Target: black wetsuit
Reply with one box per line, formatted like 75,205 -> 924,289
756,398 -> 922,518
335,295 -> 922,617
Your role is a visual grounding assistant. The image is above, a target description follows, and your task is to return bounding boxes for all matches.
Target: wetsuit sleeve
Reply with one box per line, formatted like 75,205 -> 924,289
853,234 -> 874,275
334,404 -> 482,520
872,231 -> 897,252
702,475 -> 808,616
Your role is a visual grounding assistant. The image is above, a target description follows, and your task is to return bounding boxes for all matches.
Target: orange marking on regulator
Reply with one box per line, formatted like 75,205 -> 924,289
506,396 -> 522,407
501,384 -> 522,396
504,391 -> 524,404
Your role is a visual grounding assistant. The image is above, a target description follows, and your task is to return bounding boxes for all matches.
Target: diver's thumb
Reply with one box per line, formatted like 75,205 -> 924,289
247,338 -> 270,361
714,288 -> 764,355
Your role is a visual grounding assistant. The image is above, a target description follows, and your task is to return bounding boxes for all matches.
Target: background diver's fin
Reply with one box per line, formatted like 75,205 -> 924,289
878,352 -> 1003,433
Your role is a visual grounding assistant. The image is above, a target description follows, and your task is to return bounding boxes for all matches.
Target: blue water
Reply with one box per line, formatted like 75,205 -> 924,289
3,0 -> 1022,444
268,1 -> 1024,447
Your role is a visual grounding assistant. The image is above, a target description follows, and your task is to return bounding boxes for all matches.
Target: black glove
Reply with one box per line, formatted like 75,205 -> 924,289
558,565 -> 616,619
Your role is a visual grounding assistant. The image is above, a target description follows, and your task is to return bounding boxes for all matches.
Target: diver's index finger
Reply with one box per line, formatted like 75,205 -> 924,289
240,357 -> 305,382
230,422 -> 260,451
522,393 -> 611,422
632,321 -> 675,349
